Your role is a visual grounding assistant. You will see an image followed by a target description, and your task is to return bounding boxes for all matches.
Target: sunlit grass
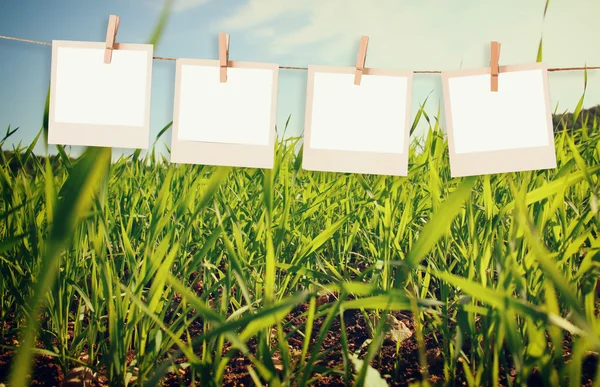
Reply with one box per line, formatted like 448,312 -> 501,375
0,104 -> 599,385
2,0 -> 600,385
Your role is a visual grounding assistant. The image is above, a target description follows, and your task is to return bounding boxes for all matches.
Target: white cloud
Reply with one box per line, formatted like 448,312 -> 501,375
216,0 -> 599,72
252,27 -> 276,38
212,0 -> 599,138
217,1 -> 309,30
143,0 -> 213,13
172,0 -> 212,12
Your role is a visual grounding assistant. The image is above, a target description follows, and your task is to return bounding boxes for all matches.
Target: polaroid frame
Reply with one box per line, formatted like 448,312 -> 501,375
170,59 -> 279,169
441,62 -> 557,177
302,65 -> 413,176
48,40 -> 153,149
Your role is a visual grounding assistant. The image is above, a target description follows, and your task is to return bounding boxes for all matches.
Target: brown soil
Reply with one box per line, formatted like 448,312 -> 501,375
1,304 -> 598,386
0,350 -> 63,386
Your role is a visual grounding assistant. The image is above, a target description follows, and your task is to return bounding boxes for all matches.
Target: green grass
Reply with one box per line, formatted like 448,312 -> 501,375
0,107 -> 599,386
2,2 -> 600,384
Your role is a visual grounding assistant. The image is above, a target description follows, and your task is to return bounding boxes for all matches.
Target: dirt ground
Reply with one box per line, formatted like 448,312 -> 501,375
1,304 -> 598,386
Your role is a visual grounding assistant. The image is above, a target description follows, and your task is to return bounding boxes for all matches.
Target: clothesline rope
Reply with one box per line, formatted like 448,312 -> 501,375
1,34 -> 599,73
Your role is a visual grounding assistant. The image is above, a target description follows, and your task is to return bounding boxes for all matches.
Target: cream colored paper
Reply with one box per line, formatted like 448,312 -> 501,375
49,40 -> 153,149
442,63 -> 557,177
303,65 -> 413,176
170,59 -> 279,169
177,65 -> 274,146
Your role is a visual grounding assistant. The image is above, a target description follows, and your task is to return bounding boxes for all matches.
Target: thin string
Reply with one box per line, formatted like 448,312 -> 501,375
2,34 -> 599,73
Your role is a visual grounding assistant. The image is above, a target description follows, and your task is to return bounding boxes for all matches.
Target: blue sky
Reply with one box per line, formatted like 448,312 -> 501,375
0,0 -> 598,157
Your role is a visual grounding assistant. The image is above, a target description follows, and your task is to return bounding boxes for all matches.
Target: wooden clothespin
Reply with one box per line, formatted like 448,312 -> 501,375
104,15 -> 120,64
354,36 -> 369,85
490,41 -> 501,92
219,33 -> 230,83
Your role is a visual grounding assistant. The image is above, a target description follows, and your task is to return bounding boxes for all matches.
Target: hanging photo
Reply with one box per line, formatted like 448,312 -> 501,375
48,39 -> 153,149
442,63 -> 557,177
170,58 -> 279,169
302,65 -> 413,176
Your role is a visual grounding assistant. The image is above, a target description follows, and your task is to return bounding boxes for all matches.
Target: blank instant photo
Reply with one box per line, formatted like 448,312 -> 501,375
303,65 -> 413,176
442,63 -> 556,177
170,59 -> 279,169
49,40 -> 153,149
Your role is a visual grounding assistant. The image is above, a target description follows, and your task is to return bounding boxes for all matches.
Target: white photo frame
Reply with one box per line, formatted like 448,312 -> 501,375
170,59 -> 279,169
302,65 -> 413,176
49,40 -> 153,149
442,63 -> 557,177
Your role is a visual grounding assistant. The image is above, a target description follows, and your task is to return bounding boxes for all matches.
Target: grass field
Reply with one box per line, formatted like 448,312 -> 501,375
0,102 -> 599,386
2,1 -> 600,384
